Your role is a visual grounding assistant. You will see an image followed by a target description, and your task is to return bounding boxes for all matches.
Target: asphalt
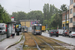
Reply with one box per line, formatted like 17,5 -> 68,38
0,34 -> 22,50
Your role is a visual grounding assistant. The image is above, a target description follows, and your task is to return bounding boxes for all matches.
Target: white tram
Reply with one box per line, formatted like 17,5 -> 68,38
32,24 -> 42,35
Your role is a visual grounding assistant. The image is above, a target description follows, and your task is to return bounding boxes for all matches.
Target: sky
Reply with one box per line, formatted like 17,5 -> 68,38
0,0 -> 70,15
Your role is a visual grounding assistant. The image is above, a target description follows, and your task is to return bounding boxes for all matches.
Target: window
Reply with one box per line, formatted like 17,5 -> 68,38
70,18 -> 72,23
65,15 -> 67,20
0,27 -> 4,30
70,9 -> 72,14
70,0 -> 73,5
67,14 -> 69,20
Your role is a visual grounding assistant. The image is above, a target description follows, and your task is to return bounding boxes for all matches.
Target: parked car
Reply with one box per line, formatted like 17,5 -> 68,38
48,30 -> 59,37
69,31 -> 75,38
63,30 -> 69,36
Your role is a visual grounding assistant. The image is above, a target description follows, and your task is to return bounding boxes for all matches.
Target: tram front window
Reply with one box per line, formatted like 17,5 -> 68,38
36,26 -> 41,30
24,28 -> 27,30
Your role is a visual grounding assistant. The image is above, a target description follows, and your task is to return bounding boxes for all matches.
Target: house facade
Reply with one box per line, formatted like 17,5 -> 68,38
69,0 -> 75,31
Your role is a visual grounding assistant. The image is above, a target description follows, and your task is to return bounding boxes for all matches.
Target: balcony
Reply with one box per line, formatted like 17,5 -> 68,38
73,22 -> 75,26
73,3 -> 75,8
73,12 -> 75,17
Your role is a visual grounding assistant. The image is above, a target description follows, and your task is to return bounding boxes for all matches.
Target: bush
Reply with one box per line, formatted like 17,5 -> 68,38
46,28 -> 50,31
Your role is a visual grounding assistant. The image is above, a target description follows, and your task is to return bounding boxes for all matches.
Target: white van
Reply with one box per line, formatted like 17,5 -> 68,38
57,29 -> 64,35
0,23 -> 7,34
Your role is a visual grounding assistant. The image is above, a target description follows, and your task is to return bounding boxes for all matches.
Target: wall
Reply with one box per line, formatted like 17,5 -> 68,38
0,34 -> 6,41
26,21 -> 30,27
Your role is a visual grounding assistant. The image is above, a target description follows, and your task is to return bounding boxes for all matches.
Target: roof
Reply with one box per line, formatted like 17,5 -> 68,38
62,10 -> 69,14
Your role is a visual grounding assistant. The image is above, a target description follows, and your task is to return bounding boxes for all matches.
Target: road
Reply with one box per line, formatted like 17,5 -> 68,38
42,32 -> 75,46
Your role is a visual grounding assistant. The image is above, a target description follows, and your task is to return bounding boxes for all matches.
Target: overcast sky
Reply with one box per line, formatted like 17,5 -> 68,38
0,0 -> 70,14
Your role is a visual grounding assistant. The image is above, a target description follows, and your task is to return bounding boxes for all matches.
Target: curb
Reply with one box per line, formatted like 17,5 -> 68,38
5,35 -> 22,50
23,35 -> 25,47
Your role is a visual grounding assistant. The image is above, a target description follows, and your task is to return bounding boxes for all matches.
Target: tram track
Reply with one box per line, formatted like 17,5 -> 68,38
23,33 -> 38,50
29,33 -> 70,50
24,32 -> 70,50
40,36 -> 75,50
24,32 -> 53,50
36,36 -> 55,50
29,33 -> 54,50
36,35 -> 70,50
28,33 -> 41,50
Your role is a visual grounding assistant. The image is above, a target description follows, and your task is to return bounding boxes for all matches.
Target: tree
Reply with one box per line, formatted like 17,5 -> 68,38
0,4 -> 11,23
60,4 -> 67,11
27,11 -> 43,24
43,3 -> 49,20
43,4 -> 62,29
11,11 -> 27,21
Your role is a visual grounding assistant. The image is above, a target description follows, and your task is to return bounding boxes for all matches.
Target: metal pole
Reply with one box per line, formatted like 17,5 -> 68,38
65,10 -> 67,30
65,5 -> 69,30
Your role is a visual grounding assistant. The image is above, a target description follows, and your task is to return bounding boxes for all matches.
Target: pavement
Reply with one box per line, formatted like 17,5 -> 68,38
0,34 -> 22,50
45,30 -> 48,33
7,36 -> 25,50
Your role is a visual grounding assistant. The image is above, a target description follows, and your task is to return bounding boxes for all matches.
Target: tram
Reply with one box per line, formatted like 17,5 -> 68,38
32,24 -> 42,35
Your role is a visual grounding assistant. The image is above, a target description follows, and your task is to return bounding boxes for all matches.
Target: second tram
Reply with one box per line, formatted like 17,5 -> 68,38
24,26 -> 28,32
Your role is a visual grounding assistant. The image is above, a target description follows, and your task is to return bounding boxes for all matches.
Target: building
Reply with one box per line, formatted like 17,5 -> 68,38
20,20 -> 40,27
62,9 -> 69,30
69,0 -> 75,31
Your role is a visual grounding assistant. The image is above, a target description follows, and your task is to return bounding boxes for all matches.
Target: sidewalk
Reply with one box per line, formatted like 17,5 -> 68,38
7,36 -> 25,50
42,30 -> 48,33
0,35 -> 22,50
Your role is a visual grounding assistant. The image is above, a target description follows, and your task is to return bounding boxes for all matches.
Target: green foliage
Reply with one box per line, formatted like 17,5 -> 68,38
60,4 -> 67,11
11,11 -> 27,22
43,4 -> 62,30
46,28 -> 49,30
11,11 -> 43,24
10,4 -> 65,30
43,4 -> 49,20
0,5 -> 11,23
